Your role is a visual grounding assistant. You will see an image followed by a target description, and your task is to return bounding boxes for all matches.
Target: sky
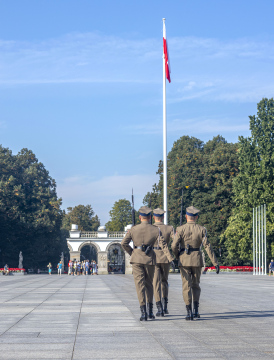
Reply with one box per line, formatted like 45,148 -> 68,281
1,0 -> 274,225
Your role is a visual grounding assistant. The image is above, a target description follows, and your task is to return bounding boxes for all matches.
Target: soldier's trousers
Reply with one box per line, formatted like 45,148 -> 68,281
132,264 -> 155,306
153,263 -> 170,302
179,266 -> 201,305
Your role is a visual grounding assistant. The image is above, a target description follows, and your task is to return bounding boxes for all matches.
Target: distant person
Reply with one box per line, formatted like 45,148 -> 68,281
269,259 -> 274,276
47,263 -> 52,275
4,264 -> 9,275
85,260 -> 90,275
93,261 -> 98,275
81,261 -> 85,275
73,261 -> 77,276
57,262 -> 62,276
77,261 -> 81,275
90,261 -> 94,275
68,260 -> 72,275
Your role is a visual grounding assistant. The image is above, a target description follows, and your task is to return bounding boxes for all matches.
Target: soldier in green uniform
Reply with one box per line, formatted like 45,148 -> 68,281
171,206 -> 219,320
121,206 -> 172,321
152,208 -> 174,316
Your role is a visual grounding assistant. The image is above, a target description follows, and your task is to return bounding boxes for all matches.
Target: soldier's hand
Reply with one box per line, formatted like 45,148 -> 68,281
170,261 -> 175,271
215,264 -> 220,274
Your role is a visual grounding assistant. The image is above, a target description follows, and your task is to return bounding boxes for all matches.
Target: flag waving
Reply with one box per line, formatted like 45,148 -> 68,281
163,21 -> 171,83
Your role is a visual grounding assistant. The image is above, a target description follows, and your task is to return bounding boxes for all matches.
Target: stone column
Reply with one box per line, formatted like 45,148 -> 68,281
125,252 -> 132,274
98,251 -> 108,275
70,251 -> 80,262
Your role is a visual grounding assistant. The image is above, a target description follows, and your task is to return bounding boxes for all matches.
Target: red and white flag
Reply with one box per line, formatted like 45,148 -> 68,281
163,22 -> 171,83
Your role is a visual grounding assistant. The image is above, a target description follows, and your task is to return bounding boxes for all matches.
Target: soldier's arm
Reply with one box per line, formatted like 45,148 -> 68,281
159,234 -> 174,262
121,230 -> 133,256
171,229 -> 181,259
202,228 -> 218,266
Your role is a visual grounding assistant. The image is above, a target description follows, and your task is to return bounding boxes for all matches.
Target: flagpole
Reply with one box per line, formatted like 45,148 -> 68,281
163,18 -> 168,225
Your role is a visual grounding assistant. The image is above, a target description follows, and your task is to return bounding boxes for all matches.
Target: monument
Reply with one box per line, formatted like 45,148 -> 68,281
67,224 -> 133,275
18,251 -> 23,269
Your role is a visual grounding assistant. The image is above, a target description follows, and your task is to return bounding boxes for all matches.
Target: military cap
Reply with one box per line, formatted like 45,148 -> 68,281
186,206 -> 200,216
139,206 -> 152,216
153,208 -> 165,217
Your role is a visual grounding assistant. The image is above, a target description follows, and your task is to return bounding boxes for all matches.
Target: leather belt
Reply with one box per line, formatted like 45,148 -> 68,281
134,245 -> 149,251
179,247 -> 200,255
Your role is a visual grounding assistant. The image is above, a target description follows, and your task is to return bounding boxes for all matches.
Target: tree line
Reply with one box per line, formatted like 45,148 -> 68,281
143,98 -> 274,265
1,98 -> 274,268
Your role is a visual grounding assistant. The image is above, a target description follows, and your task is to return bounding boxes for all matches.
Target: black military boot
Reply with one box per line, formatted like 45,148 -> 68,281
147,303 -> 155,320
140,305 -> 147,321
193,301 -> 200,319
163,297 -> 169,314
155,301 -> 164,317
185,304 -> 193,321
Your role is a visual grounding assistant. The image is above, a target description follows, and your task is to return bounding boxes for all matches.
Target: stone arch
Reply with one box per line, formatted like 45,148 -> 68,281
78,241 -> 101,253
105,241 -> 123,253
78,241 -> 100,263
107,241 -> 125,274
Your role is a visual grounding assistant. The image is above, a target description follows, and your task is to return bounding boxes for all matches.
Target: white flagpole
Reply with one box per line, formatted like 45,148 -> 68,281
163,18 -> 168,225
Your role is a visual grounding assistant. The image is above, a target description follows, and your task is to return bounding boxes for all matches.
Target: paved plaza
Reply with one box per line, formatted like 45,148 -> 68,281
0,273 -> 273,360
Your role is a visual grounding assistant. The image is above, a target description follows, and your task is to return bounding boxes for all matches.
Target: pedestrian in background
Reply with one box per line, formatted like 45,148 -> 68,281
68,260 -> 72,275
269,259 -> 274,276
73,261 -> 77,276
93,261 -> 98,275
85,260 -> 89,275
47,262 -> 52,275
57,261 -> 62,276
77,261 -> 81,275
4,264 -> 9,275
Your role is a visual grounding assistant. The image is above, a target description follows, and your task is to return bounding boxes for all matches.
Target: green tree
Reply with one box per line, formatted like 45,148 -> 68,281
62,205 -> 100,231
0,146 -> 65,269
224,98 -> 274,264
106,199 -> 133,231
144,135 -> 239,264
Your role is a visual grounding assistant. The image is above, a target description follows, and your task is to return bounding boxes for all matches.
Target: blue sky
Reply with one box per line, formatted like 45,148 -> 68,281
1,0 -> 274,224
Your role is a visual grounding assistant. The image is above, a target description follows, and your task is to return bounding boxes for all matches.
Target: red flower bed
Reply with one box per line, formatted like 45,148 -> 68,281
0,268 -> 25,272
204,266 -> 253,272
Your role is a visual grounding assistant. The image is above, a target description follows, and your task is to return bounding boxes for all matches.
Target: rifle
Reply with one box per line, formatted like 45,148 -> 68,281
132,189 -> 135,226
179,189 -> 183,226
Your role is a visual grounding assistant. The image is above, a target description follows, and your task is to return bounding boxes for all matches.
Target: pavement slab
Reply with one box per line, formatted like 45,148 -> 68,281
0,273 -> 274,359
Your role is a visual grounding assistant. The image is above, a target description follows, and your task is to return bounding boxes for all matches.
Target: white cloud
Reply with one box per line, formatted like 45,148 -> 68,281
0,32 -> 273,102
125,116 -> 249,135
57,173 -> 159,225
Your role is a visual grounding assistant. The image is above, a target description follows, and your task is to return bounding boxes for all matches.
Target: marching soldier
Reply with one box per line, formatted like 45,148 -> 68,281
171,206 -> 219,320
121,206 -> 172,321
152,208 -> 174,316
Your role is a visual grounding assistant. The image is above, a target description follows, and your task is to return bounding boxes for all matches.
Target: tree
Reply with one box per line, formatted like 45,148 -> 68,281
223,98 -> 274,264
106,199 -> 133,231
0,146 -> 65,268
62,205 -> 100,231
144,135 -> 239,264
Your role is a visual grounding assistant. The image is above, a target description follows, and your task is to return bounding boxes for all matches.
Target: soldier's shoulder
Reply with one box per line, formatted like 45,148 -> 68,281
195,223 -> 207,233
196,223 -> 206,230
176,224 -> 186,232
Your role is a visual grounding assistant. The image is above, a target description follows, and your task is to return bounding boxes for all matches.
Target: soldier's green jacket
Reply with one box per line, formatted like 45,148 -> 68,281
171,222 -> 218,267
122,222 -> 173,265
153,222 -> 174,264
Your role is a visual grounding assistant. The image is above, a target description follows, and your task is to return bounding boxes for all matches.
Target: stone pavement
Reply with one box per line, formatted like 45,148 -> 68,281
0,273 -> 274,360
